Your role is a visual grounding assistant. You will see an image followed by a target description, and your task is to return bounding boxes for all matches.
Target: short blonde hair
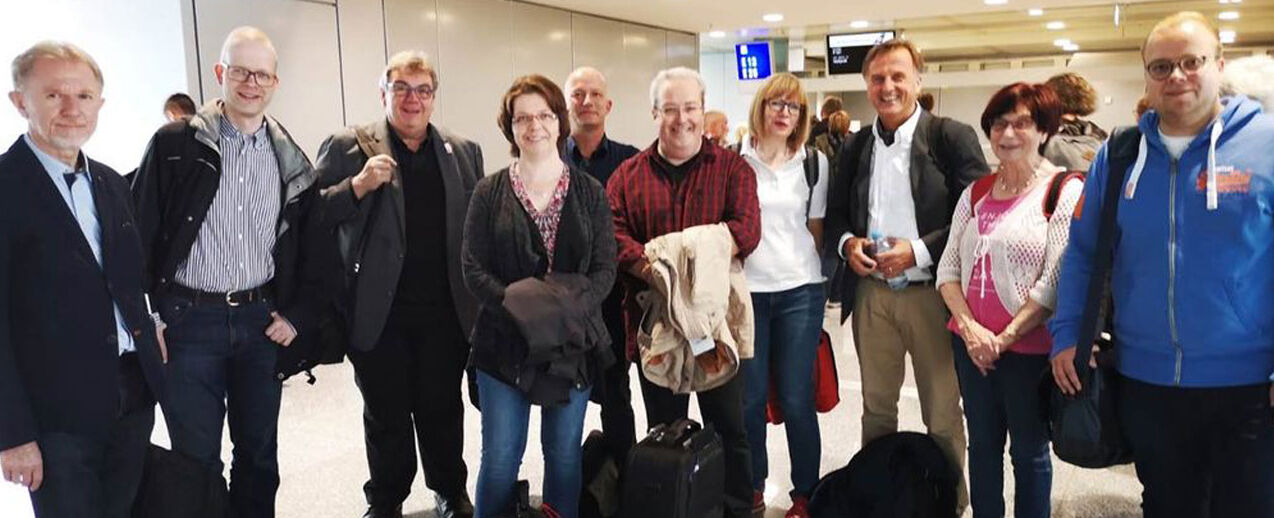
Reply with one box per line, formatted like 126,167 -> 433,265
382,50 -> 438,89
11,41 -> 103,90
1143,11 -> 1222,60
748,73 -> 810,152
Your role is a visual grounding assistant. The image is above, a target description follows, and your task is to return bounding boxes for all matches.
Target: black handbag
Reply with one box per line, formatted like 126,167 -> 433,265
132,444 -> 228,518
1041,126 -> 1141,469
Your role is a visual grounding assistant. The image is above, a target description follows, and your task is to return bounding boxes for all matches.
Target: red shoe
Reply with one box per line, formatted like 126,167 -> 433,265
753,490 -> 766,515
785,494 -> 810,518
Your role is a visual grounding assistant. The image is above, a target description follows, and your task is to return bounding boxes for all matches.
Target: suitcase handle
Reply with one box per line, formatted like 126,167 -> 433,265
651,418 -> 702,445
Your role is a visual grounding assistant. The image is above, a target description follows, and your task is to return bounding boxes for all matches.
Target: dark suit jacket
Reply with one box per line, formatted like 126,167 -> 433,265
315,120 -> 483,351
0,137 -> 165,450
824,110 -> 988,321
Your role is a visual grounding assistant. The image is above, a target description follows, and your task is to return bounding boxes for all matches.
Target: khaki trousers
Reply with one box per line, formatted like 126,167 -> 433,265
852,277 -> 969,510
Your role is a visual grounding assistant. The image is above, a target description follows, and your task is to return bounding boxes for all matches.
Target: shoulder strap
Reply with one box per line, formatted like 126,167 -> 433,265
726,142 -> 742,154
969,173 -> 997,210
803,145 -> 819,217
1041,170 -> 1086,219
1074,125 -> 1141,373
351,129 -> 385,275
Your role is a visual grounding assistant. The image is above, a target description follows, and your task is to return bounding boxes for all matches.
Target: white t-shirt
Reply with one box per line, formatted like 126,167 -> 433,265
1159,129 -> 1194,160
739,138 -> 830,293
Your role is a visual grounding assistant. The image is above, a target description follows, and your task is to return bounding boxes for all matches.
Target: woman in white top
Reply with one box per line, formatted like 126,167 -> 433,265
936,82 -> 1082,518
737,73 -> 829,518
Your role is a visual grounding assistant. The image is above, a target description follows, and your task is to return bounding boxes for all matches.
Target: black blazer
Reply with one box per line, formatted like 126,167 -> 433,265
0,137 -> 165,450
824,110 -> 988,321
315,121 -> 483,352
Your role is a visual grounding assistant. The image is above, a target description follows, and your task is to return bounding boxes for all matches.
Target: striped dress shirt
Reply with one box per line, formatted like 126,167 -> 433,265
174,117 -> 281,292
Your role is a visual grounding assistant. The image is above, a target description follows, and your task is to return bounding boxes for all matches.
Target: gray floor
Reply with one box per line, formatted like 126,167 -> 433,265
0,307 -> 1144,517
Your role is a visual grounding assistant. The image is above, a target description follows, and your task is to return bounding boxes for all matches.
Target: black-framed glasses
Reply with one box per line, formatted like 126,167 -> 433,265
389,81 -> 435,100
1145,54 -> 1212,81
223,64 -> 278,86
766,99 -> 802,114
512,112 -> 557,127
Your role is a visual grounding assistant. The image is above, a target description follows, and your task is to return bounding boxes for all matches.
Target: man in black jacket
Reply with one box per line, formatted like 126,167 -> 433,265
132,27 -> 324,518
824,39 -> 987,514
1,41 -> 166,518
313,51 -> 482,518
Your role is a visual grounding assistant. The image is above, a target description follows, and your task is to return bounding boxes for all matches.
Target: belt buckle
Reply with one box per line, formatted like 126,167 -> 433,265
225,291 -> 241,307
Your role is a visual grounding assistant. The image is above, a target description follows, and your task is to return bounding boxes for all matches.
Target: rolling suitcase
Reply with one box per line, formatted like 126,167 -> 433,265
620,418 -> 724,518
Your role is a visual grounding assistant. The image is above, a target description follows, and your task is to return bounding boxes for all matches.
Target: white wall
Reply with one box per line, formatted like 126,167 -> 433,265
0,0 -> 188,173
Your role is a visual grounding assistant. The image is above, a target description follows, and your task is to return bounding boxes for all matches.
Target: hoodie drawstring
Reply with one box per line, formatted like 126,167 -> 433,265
1124,119 -> 1224,211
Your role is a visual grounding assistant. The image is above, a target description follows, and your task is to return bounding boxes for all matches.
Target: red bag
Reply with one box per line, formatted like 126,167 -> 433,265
766,329 -> 839,424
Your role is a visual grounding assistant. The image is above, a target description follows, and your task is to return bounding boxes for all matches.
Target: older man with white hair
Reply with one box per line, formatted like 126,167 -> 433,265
133,26 -> 325,517
606,66 -> 760,517
1222,54 -> 1274,111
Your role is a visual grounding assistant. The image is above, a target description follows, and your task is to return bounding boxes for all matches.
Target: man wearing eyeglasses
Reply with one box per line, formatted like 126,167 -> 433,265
312,50 -> 481,518
606,67 -> 760,518
1050,11 -> 1274,516
132,27 -> 327,517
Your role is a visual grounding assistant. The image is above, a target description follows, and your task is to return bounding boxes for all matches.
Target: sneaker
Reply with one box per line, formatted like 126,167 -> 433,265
785,494 -> 810,518
753,490 -> 766,515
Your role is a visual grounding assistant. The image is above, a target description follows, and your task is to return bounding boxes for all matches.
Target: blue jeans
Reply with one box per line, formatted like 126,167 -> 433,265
742,283 -> 824,496
474,370 -> 591,518
158,296 -> 282,518
951,335 -> 1051,518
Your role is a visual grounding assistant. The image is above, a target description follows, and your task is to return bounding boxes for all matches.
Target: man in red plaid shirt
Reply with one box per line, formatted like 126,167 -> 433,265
605,66 -> 760,518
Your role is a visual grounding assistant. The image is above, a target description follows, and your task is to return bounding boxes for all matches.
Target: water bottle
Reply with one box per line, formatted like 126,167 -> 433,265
870,231 -> 909,291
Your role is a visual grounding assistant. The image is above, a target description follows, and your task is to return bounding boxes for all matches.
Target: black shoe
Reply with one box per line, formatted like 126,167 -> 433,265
434,492 -> 475,518
362,505 -> 403,518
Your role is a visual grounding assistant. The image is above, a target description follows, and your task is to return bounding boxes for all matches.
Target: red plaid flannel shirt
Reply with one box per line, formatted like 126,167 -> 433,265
605,139 -> 761,358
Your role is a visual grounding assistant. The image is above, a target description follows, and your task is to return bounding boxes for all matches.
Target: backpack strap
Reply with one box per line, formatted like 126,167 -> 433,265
803,145 -> 819,218
1041,170 -> 1086,219
968,173 -> 997,211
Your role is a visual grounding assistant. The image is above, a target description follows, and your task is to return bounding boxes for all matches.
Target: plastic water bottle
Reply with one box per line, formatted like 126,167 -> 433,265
870,231 -> 909,291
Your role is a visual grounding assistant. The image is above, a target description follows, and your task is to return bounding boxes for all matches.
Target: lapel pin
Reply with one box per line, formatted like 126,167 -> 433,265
444,142 -> 454,155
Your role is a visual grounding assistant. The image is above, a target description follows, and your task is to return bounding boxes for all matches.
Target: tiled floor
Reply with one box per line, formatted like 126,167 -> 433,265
1,307 -> 1143,517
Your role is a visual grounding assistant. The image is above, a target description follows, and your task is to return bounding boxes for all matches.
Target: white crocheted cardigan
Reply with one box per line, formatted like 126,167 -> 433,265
936,173 -> 1084,314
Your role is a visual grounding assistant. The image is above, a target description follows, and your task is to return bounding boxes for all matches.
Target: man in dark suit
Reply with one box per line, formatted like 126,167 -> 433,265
313,50 -> 482,518
824,38 -> 987,514
0,41 -> 165,518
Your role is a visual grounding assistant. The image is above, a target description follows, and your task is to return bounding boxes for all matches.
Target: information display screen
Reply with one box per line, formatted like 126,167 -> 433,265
827,31 -> 896,75
735,42 -> 772,81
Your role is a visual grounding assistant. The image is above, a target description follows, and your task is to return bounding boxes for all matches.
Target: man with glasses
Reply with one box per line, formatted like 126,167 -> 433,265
133,27 -> 326,517
824,38 -> 986,514
313,50 -> 481,518
1050,11 -> 1274,516
607,67 -> 760,518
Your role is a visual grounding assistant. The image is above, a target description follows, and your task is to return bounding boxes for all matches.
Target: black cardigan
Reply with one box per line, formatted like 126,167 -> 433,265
461,165 -> 617,405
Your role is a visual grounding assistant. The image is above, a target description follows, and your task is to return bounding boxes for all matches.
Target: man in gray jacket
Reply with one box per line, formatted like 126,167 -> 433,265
313,51 -> 482,518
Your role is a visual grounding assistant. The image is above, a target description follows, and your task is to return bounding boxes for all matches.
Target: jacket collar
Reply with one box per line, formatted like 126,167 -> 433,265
191,99 -> 315,201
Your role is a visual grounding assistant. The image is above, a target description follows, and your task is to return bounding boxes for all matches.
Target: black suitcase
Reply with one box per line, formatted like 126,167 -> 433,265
620,418 -> 724,518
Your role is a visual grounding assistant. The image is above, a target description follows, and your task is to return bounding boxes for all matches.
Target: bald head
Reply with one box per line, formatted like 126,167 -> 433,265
565,66 -> 613,133
704,110 -> 728,145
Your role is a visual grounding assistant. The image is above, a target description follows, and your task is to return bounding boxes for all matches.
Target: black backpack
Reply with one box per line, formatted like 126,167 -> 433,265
727,142 -> 821,216
808,432 -> 957,518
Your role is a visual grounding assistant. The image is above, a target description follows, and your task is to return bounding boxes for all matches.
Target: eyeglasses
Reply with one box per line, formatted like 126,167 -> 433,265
766,100 -> 802,114
1145,54 -> 1212,81
658,103 -> 703,119
512,112 -> 558,127
223,65 -> 278,86
389,81 -> 436,100
990,117 -> 1037,133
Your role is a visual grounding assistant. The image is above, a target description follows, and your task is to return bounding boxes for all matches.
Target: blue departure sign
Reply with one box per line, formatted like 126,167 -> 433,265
735,42 -> 772,81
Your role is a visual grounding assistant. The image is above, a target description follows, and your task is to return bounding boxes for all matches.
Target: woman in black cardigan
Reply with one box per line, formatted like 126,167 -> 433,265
461,74 -> 616,518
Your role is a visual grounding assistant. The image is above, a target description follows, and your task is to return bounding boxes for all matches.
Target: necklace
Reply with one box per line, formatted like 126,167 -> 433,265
995,165 -> 1045,195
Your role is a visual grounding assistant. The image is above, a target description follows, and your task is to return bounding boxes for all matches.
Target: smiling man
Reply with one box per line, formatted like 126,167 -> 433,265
823,38 -> 987,515
132,26 -> 326,517
606,66 -> 760,518
313,50 -> 482,518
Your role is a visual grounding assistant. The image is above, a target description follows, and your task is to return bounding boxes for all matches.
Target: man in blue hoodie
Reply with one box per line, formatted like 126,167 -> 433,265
1050,11 -> 1274,516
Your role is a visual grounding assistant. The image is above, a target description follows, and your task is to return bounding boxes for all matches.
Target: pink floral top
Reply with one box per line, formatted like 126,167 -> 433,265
511,163 -> 571,271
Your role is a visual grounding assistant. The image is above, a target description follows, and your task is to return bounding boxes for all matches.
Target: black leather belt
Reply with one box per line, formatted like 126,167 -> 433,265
168,283 -> 273,307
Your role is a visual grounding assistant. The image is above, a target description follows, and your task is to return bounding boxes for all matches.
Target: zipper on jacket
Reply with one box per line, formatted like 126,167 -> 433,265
1167,159 -> 1184,385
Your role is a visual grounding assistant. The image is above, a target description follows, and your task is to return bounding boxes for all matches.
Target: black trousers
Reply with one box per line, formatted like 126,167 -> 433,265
1119,375 -> 1274,518
30,353 -> 155,518
637,367 -> 753,518
349,305 -> 470,509
596,288 -> 637,465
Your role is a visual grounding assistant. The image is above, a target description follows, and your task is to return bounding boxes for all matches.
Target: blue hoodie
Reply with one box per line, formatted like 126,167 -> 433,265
1050,95 -> 1274,387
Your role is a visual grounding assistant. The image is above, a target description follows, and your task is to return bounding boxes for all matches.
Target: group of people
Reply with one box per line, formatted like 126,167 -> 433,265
1,8 -> 1272,518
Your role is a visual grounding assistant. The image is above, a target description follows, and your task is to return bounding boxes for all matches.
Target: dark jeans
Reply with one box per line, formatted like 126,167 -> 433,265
1119,375 -> 1274,518
951,336 -> 1051,518
741,283 -> 823,497
31,354 -> 154,518
473,370 -> 590,518
159,296 -> 281,518
348,304 -> 470,509
638,366 -> 753,518
596,287 -> 636,465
